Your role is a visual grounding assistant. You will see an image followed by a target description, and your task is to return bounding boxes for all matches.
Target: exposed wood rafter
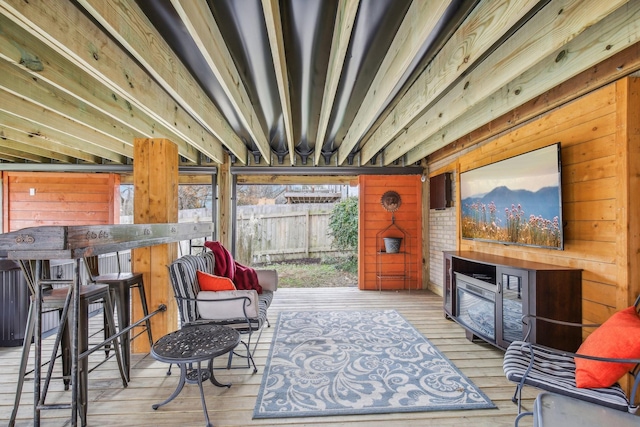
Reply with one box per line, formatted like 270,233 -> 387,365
337,0 -> 452,165
170,0 -> 270,164
360,0 -> 543,165
405,0 -> 640,164
313,0 -> 360,166
261,0 -> 296,166
78,0 -> 242,164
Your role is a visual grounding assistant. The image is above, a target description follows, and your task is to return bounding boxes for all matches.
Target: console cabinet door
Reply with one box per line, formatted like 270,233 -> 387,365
443,252 -> 454,318
496,267 -> 529,349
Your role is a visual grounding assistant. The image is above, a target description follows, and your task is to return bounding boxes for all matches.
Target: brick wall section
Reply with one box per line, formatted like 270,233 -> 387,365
428,177 -> 456,293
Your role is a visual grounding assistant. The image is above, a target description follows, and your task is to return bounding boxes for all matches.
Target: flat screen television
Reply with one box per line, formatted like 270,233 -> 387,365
460,143 -> 563,250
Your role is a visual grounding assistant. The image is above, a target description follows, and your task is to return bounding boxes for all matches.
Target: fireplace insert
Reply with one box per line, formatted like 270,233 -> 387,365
455,273 -> 497,341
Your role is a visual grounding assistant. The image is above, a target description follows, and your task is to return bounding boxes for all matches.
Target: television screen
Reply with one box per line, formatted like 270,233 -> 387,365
460,143 -> 563,250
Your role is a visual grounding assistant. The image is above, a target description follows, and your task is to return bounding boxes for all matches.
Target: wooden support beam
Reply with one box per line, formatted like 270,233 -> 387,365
170,0 -> 269,163
77,0 -> 241,164
0,13 -> 203,164
0,89 -> 129,163
261,0 -> 296,166
0,59 -> 138,151
132,138 -> 179,353
359,0 -> 543,165
0,127 -> 75,163
217,154 -> 232,249
312,0 -> 359,166
427,42 -> 640,164
0,0 -> 222,164
236,175 -> 356,185
405,1 -> 640,164
338,0 -> 452,165
0,141 -> 47,162
0,111 -> 102,163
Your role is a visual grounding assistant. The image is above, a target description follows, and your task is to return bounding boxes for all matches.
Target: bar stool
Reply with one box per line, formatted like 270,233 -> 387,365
84,252 -> 153,381
9,260 -> 127,427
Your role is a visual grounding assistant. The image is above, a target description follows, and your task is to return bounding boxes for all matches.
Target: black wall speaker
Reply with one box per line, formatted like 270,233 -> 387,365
429,172 -> 452,210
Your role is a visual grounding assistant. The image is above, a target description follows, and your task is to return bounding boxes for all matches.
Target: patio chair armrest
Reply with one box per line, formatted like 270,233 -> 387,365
515,340 -> 640,366
520,314 -> 601,341
256,269 -> 278,292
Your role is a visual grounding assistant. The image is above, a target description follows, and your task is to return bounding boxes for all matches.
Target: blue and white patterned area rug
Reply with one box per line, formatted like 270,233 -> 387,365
253,310 -> 495,418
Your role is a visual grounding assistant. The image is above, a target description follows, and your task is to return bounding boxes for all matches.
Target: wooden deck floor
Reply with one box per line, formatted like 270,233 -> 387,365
0,287 -> 537,426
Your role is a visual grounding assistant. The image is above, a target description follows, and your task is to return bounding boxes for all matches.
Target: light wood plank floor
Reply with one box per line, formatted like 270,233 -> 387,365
0,288 -> 538,426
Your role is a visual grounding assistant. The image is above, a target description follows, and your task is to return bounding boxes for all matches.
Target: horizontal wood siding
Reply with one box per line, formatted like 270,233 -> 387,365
2,172 -> 120,232
358,175 -> 423,290
428,78 -> 640,331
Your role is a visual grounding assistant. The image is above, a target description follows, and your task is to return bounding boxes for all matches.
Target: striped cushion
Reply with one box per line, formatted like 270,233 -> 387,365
504,341 -> 630,412
168,254 -> 209,325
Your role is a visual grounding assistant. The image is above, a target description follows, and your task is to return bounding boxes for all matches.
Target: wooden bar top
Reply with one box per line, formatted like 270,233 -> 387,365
0,222 -> 214,260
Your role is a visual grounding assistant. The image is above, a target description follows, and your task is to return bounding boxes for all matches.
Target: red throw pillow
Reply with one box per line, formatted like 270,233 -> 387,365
204,241 -> 236,281
574,305 -> 640,388
196,270 -> 236,291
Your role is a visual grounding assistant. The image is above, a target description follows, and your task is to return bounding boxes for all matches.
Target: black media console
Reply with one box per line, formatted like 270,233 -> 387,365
443,251 -> 582,352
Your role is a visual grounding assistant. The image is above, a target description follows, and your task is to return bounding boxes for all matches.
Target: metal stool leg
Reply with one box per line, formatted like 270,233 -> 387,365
9,301 -> 36,427
134,279 -> 154,347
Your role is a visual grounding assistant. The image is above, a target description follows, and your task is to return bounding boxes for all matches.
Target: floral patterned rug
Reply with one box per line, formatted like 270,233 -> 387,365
253,310 -> 495,418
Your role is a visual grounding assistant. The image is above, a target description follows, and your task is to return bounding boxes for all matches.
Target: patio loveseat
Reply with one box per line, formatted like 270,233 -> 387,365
167,244 -> 277,372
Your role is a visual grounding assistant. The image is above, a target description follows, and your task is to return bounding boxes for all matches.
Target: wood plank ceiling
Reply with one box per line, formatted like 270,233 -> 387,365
0,0 -> 637,173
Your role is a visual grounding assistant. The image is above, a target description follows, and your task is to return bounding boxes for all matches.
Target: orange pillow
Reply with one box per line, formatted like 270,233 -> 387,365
574,306 -> 640,388
196,270 -> 236,291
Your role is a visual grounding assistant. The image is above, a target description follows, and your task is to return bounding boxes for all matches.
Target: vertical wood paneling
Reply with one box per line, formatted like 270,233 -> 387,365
2,172 -> 120,232
358,175 -> 423,290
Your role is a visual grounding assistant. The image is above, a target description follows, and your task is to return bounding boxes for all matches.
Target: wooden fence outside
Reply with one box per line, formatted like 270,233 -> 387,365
236,203 -> 343,265
124,203 -> 349,264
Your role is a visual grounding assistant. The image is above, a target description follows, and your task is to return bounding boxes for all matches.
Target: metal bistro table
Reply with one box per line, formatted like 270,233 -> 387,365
151,324 -> 241,427
0,222 -> 214,427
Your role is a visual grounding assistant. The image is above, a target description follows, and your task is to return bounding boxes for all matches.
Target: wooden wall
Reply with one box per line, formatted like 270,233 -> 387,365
358,175 -> 423,291
2,171 -> 120,232
428,77 -> 640,324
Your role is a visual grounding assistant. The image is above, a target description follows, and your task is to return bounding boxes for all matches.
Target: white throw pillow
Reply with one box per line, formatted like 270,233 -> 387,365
196,290 -> 259,320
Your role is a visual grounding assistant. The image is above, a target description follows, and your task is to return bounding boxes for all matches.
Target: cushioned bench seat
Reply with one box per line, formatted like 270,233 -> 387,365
167,251 -> 277,371
504,340 -> 630,412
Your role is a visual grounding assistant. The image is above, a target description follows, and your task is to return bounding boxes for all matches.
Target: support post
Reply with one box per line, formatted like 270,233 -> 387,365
131,138 -> 179,353
217,154 -> 232,249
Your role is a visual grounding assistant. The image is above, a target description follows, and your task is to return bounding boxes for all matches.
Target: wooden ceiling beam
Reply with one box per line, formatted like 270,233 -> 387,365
261,0 -> 295,166
429,42 -> 640,164
0,140 -> 47,162
0,89 -> 129,163
312,0 -> 359,166
77,0 -> 236,164
0,111 -> 103,163
337,0 -> 452,165
0,14 -> 202,163
237,175 -> 356,185
0,129 -> 75,163
169,0 -> 270,164
0,0 -> 222,164
358,0 -> 542,165
405,1 -> 640,164
0,59 -> 139,150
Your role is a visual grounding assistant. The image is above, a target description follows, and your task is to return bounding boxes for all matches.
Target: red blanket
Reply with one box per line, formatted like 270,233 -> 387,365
205,241 -> 262,294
